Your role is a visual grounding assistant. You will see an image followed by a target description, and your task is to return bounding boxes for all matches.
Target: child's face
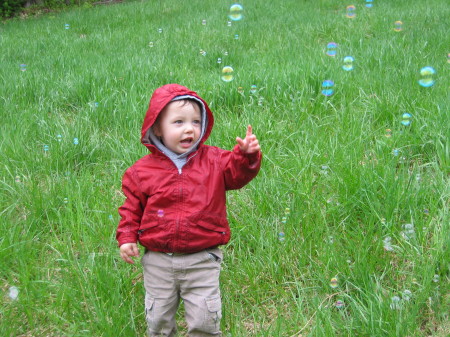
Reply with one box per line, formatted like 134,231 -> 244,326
153,100 -> 202,155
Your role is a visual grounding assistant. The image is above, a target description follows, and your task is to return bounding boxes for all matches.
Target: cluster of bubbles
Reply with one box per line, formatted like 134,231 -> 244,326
401,223 -> 416,241
390,289 -> 413,310
278,207 -> 290,242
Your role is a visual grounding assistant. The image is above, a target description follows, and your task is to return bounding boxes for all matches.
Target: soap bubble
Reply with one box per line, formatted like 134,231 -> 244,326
385,129 -> 392,138
227,21 -> 232,27
285,208 -> 291,215
335,300 -> 345,309
200,49 -> 207,56
108,215 -> 113,220
15,176 -> 21,183
423,209 -> 429,215
278,232 -> 285,242
432,274 -> 439,283
281,216 -> 287,224
365,0 -> 373,8
418,66 -> 435,87
383,236 -> 394,251
346,5 -> 356,19
392,148 -> 399,156
250,85 -> 257,94
330,277 -> 338,288
157,210 -> 164,217
402,289 -> 412,301
447,53 -> 450,63
57,134 -> 62,142
73,138 -> 79,145
217,58 -> 222,64
390,296 -> 401,310
158,28 -> 163,33
237,86 -> 244,94
65,23 -> 70,29
44,145 -> 49,152
401,113 -> 412,126
394,21 -> 403,32
20,64 -> 27,71
229,4 -> 243,21
202,19 -> 207,25
221,66 -> 234,82
148,41 -> 154,47
63,197 -> 68,204
234,34 -> 239,40
342,56 -> 354,71
8,286 -> 19,300
401,223 -> 416,241
326,42 -> 337,57
321,80 -> 335,96
258,97 -> 264,106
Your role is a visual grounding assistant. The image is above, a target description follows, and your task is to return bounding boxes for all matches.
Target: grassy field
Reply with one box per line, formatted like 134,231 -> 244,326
0,0 -> 448,336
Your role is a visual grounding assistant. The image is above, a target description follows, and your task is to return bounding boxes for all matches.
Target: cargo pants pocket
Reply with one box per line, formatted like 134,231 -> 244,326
203,296 -> 222,333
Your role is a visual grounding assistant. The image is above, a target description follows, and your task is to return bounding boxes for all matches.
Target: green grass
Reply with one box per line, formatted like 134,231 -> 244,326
1,0 -> 448,336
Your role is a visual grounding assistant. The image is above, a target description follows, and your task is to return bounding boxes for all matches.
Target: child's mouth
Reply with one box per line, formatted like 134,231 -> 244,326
180,138 -> 193,148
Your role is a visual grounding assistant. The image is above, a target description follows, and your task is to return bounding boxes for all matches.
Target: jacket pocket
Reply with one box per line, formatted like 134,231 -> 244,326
138,212 -> 172,250
186,213 -> 230,247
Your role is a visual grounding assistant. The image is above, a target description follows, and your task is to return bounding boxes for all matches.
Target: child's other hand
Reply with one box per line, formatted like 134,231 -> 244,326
236,125 -> 261,154
119,243 -> 140,264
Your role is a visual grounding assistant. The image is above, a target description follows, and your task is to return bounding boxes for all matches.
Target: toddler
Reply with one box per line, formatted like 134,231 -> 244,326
116,83 -> 261,336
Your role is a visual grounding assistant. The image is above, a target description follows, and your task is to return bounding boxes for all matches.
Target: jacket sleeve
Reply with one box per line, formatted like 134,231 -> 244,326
116,167 -> 146,247
221,145 -> 262,190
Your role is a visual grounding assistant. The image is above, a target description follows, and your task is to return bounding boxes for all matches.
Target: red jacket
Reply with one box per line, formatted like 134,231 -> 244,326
116,84 -> 262,253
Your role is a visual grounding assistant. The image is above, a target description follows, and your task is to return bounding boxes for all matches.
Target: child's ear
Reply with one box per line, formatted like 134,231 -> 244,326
152,124 -> 161,137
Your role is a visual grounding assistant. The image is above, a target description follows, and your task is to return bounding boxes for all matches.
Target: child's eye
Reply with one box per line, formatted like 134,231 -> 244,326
174,120 -> 183,124
193,120 -> 201,125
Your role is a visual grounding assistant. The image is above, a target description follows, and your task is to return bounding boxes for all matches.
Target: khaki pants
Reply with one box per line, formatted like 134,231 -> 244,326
141,248 -> 223,337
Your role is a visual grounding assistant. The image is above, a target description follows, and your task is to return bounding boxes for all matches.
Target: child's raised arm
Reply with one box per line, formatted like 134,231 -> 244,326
236,125 -> 261,154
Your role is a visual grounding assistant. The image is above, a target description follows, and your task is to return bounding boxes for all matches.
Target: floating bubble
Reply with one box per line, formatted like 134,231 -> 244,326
418,66 -> 436,87
94,102 -> 99,108
326,42 -> 337,57
385,129 -> 392,138
73,138 -> 79,145
423,209 -> 429,215
217,58 -> 222,64
250,85 -> 257,94
401,113 -> 412,126
258,97 -> 264,106
200,49 -> 207,56
342,56 -> 354,71
234,34 -> 239,40
8,286 -> 19,300
365,0 -> 373,8
221,66 -> 234,82
148,41 -> 154,47
392,148 -> 399,156
383,236 -> 394,251
44,145 -> 49,152
158,28 -> 163,33
229,4 -> 243,21
65,23 -> 70,29
278,232 -> 285,242
432,274 -> 439,283
346,5 -> 356,19
224,51 -> 229,56
108,214 -> 113,220
381,218 -> 386,225
327,236 -> 334,244
63,197 -> 68,204
281,216 -> 287,224
202,19 -> 207,25
401,223 -> 415,241
285,208 -> 291,215
394,21 -> 403,32
335,300 -> 345,309
447,53 -> 450,63
321,80 -> 334,96
227,21 -> 232,27
15,176 -> 21,183
402,289 -> 412,301
157,210 -> 164,217
20,64 -> 27,71
390,296 -> 401,310
57,134 -> 62,142
237,86 -> 244,94
330,277 -> 338,288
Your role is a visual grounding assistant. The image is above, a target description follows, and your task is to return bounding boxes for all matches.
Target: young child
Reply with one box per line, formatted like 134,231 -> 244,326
116,83 -> 262,336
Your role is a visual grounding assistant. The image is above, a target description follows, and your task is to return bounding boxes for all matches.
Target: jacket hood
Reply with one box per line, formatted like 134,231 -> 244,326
141,84 -> 214,152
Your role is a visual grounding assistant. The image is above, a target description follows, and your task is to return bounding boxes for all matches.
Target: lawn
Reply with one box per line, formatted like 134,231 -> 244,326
0,0 -> 448,336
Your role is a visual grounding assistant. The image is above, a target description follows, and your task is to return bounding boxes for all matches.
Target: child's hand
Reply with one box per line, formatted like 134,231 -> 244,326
236,125 -> 261,154
119,243 -> 140,264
